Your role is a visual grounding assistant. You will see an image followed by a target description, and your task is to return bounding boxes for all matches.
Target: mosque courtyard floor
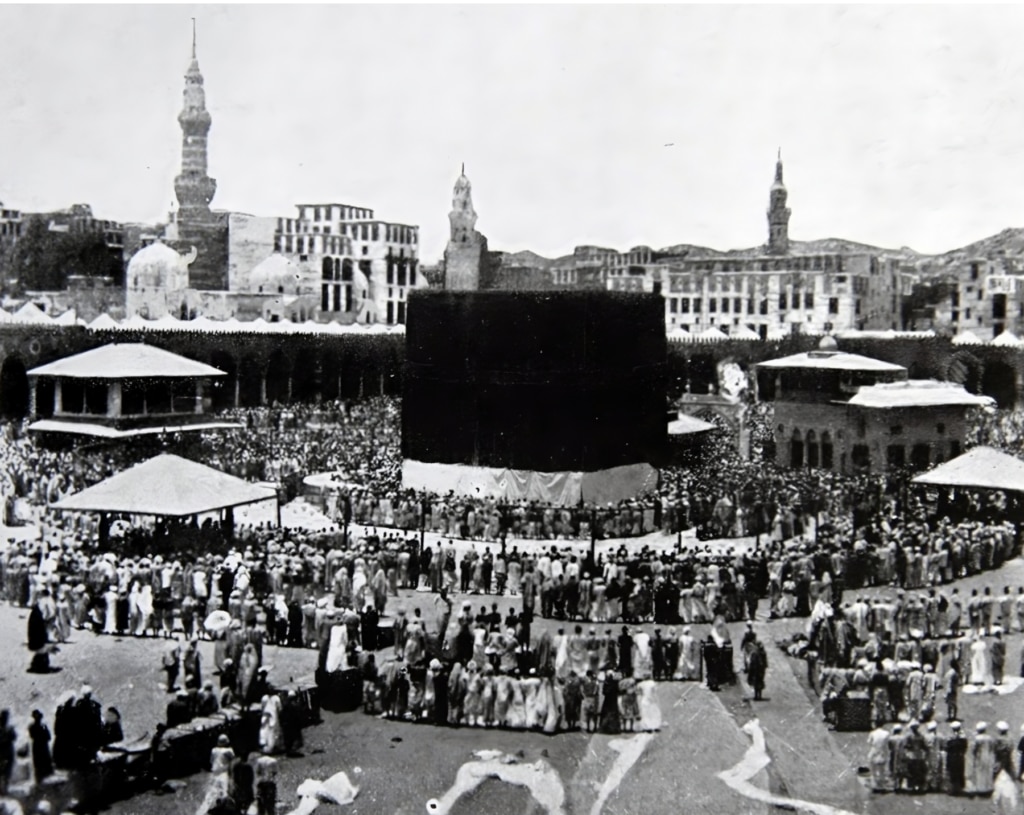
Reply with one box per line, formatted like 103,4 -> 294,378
0,549 -> 1021,815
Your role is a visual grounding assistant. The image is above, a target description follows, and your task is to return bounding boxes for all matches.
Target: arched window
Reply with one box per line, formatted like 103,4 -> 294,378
790,429 -> 804,469
806,430 -> 819,468
322,257 -> 333,280
821,431 -> 834,470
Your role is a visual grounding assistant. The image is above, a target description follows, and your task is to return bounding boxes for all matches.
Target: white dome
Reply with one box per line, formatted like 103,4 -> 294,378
249,253 -> 300,293
127,241 -> 190,290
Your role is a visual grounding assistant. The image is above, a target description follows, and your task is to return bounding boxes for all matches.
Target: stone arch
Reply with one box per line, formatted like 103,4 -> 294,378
291,346 -> 319,403
209,350 -> 238,412
945,351 -> 984,395
981,359 -> 1017,409
0,357 -> 29,419
238,354 -> 263,408
806,429 -> 819,468
320,348 -> 342,401
820,430 -> 834,470
790,427 -> 804,469
266,349 -> 291,405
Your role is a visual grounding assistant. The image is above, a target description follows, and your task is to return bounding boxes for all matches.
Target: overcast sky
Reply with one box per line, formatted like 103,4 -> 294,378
0,5 -> 1022,262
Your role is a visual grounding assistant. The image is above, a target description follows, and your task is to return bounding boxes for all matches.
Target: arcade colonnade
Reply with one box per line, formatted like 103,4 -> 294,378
0,329 -> 405,419
1,327 -> 1024,418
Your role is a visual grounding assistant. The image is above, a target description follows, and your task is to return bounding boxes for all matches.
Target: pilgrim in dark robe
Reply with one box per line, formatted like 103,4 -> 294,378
28,710 -> 53,782
27,603 -> 47,652
617,629 -> 634,677
599,673 -> 621,734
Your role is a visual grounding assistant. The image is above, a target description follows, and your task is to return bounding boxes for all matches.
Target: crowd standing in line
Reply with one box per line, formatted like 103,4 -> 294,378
0,397 -> 1023,812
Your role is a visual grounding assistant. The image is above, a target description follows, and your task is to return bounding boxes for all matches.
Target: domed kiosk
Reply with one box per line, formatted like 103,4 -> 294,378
125,240 -> 197,319
248,253 -> 303,295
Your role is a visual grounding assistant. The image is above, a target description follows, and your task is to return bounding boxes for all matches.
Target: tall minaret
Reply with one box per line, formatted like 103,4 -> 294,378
767,149 -> 790,255
174,20 -> 217,227
444,165 -> 488,290
448,163 -> 478,245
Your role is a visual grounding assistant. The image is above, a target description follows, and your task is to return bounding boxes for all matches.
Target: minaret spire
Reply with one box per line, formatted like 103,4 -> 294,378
174,24 -> 216,227
767,149 -> 790,255
444,165 -> 487,291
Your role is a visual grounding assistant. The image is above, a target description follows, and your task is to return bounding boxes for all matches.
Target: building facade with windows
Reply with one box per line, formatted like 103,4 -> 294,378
290,203 -> 421,324
34,204 -> 124,262
925,257 -> 1024,340
0,204 -> 22,288
126,32 -> 419,325
757,337 -> 992,475
594,155 -> 904,335
658,251 -> 901,337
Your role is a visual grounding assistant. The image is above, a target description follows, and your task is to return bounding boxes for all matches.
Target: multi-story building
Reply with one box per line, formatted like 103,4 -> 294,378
127,29 -> 419,325
586,155 -> 904,335
658,250 -> 902,337
35,204 -> 124,261
0,204 -> 22,288
0,203 -> 22,244
757,336 -> 992,474
290,203 -> 421,324
926,257 -> 1024,340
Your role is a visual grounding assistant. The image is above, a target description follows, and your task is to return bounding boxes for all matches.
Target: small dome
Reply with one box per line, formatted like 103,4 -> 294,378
127,240 -> 189,289
249,253 -> 300,293
818,335 -> 838,352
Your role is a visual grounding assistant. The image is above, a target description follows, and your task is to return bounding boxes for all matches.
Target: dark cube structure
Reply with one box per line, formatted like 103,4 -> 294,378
402,289 -> 667,474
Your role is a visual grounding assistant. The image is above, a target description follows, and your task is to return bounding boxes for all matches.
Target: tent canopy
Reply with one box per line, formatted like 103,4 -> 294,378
846,380 -> 994,409
28,343 -> 224,379
759,350 -> 905,373
52,454 -> 277,517
668,415 -> 716,436
912,446 -> 1024,493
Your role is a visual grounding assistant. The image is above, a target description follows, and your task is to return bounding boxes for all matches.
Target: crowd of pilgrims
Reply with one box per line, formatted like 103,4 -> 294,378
4,486 -> 1024,668
785,584 -> 1024,725
344,621 -> 674,735
865,718 -> 1024,797
0,686 -> 131,803
3,397 -> 1024,805
0,397 -> 918,549
0,686 -> 283,815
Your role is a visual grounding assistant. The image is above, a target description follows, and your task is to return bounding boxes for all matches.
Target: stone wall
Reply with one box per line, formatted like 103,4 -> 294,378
227,213 -> 278,292
444,234 -> 487,291
173,212 -> 230,291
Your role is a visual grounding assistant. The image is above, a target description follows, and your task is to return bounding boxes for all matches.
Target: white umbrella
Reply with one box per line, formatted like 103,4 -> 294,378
204,610 -> 232,634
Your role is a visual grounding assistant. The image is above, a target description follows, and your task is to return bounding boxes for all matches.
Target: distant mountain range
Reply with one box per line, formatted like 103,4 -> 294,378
500,228 -> 1024,275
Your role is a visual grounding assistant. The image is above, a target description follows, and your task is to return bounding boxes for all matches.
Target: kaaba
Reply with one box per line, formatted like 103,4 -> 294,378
402,289 -> 667,504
